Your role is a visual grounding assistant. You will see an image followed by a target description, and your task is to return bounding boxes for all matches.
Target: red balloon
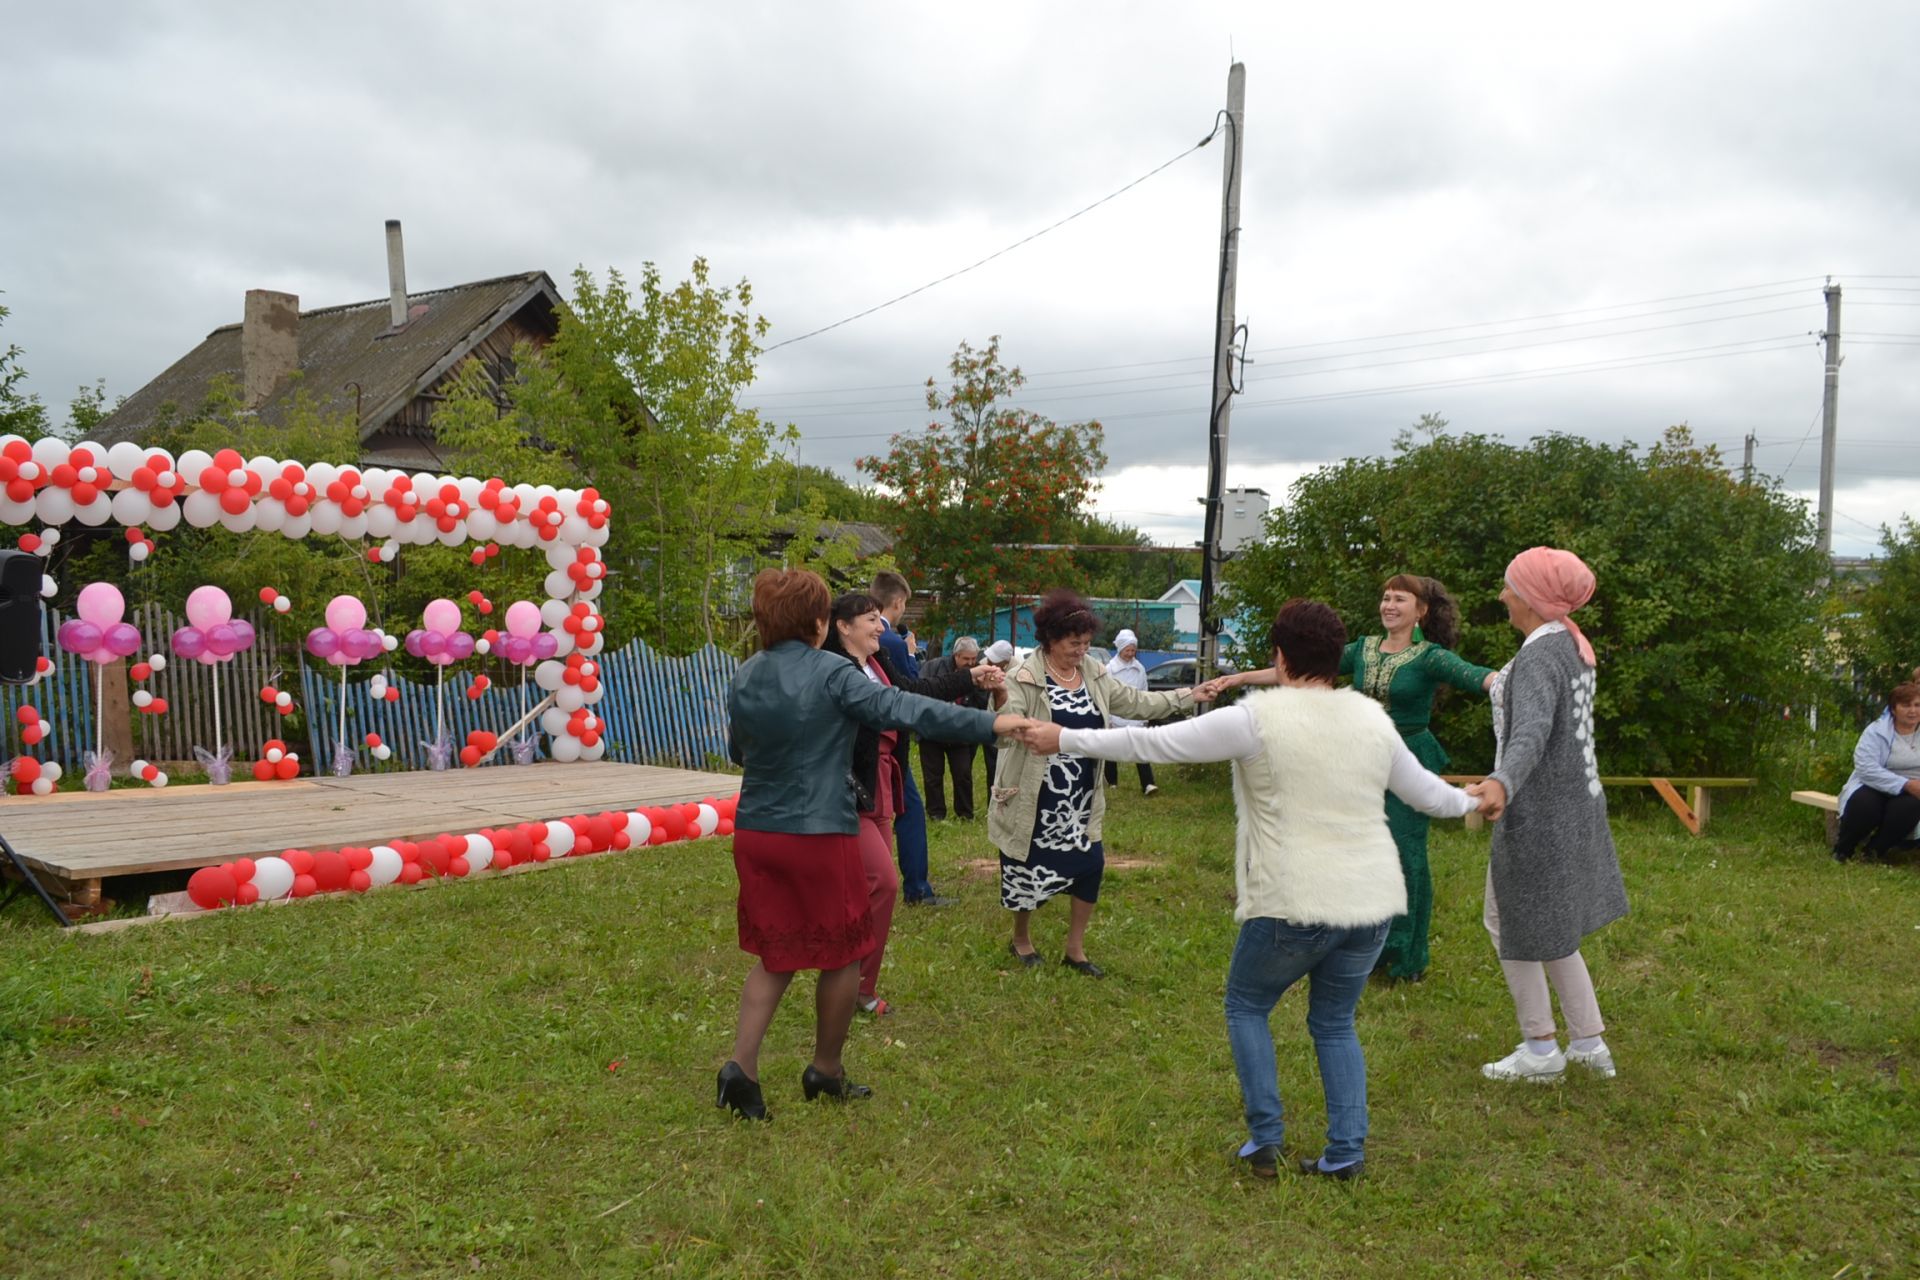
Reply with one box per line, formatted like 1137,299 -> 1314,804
344,847 -> 373,871
232,857 -> 256,883
531,841 -> 551,862
283,849 -> 315,875
717,818 -> 734,836
607,811 -> 630,832
459,746 -> 482,768
12,757 -> 40,785
449,856 -> 470,877
647,826 -> 672,846
398,863 -> 424,885
290,874 -> 318,899
311,850 -> 349,892
13,706 -> 34,725
236,882 -> 261,905
348,869 -> 372,893
252,759 -> 275,782
507,830 -> 532,860
187,866 -> 239,909
572,835 -> 592,856
275,757 -> 299,781
612,832 -> 632,850
492,851 -> 514,870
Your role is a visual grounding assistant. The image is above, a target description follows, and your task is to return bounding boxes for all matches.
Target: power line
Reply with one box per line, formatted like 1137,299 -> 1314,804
759,127 -> 1223,354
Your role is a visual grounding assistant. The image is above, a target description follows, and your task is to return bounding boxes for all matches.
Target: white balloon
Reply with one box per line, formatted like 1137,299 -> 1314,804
365,505 -> 396,537
695,803 -> 719,837
31,778 -> 53,795
72,495 -> 111,527
553,684 -> 585,712
34,488 -> 75,525
574,632 -> 602,657
543,818 -> 576,853
252,500 -> 287,533
0,496 -> 35,525
251,856 -> 296,901
146,500 -> 181,532
550,631 -> 576,658
586,523 -> 611,548
465,509 -> 498,541
339,511 -> 369,540
308,503 -> 342,535
281,511 -> 312,540
245,455 -> 277,481
105,441 -> 145,477
39,527 -> 60,547
41,760 -> 62,780
542,542 -> 574,572
539,707 -> 571,736
151,771 -> 169,788
30,437 -> 69,468
366,846 -> 403,886
218,504 -> 257,533
176,448 -> 213,477
181,490 -> 222,528
463,832 -> 494,872
38,574 -> 55,599
306,461 -> 338,490
434,523 -> 466,548
627,811 -> 651,844
533,660 -> 565,692
580,738 -> 606,762
576,579 -> 603,603
548,734 -> 583,763
129,542 -> 150,563
542,569 -> 572,599
109,488 -> 150,526
560,515 -> 591,546
149,653 -> 167,671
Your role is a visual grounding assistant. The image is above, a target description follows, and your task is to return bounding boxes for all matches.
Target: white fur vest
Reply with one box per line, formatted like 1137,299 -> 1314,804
1231,686 -> 1407,926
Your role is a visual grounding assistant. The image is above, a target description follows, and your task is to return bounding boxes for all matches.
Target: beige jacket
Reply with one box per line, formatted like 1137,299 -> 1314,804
987,647 -> 1194,861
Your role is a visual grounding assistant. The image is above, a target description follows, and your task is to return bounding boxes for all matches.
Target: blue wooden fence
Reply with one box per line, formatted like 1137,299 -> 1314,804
300,638 -> 740,772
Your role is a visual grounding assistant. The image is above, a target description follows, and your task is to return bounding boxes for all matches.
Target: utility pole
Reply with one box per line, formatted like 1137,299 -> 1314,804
1742,432 -> 1755,486
1198,61 -> 1245,689
1816,282 -> 1842,557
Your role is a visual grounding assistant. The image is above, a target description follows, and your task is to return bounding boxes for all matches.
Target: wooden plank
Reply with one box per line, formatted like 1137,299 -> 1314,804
1441,774 -> 1756,787
1790,790 -> 1839,812
1647,777 -> 1702,836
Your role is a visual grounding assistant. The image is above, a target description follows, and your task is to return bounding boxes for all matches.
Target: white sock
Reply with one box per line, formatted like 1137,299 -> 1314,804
1526,1037 -> 1560,1057
1569,1035 -> 1605,1054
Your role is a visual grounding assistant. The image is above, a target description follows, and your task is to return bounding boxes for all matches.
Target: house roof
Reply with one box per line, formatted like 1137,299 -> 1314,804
93,272 -> 563,446
1160,579 -> 1203,603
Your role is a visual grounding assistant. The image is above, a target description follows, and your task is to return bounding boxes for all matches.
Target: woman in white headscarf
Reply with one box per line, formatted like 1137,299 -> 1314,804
1103,629 -> 1159,796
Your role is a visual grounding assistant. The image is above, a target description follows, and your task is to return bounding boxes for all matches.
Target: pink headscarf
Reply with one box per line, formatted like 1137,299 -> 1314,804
1504,547 -> 1597,667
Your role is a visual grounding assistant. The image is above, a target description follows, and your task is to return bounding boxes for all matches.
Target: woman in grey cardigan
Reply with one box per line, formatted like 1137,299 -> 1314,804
1468,547 -> 1628,1084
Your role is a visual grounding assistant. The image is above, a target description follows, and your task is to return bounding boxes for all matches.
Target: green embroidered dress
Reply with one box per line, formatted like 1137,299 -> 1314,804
1341,634 -> 1495,979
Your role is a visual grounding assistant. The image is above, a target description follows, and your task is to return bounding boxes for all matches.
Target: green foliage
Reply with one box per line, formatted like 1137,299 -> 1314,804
1837,518 -> 1920,708
1226,423 -> 1833,773
1060,510 -> 1198,604
434,261 -> 796,653
857,337 -> 1109,634
1118,614 -> 1179,652
765,460 -> 892,524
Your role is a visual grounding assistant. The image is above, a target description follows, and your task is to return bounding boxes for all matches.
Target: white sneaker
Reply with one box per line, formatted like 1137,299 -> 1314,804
1567,1042 -> 1617,1079
1481,1043 -> 1566,1083
1143,784 -> 1160,796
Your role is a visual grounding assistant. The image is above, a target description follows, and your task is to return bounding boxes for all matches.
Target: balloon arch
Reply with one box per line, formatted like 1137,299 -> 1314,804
0,434 -> 611,768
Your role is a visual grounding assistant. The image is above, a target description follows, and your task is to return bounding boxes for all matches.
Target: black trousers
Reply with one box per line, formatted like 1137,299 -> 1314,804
1834,785 -> 1920,859
1103,758 -> 1156,791
921,739 -> 978,820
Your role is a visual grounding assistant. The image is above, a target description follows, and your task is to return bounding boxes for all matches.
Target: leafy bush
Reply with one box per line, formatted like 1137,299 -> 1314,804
1225,425 -> 1833,774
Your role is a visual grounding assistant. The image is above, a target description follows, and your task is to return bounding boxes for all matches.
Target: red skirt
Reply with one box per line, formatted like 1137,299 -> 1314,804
733,827 -> 875,973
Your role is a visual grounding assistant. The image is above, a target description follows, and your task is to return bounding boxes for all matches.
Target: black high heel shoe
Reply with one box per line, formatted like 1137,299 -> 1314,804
801,1064 -> 873,1102
716,1061 -> 770,1121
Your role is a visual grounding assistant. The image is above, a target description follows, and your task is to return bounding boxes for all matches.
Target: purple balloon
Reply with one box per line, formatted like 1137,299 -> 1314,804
229,619 -> 256,651
420,629 -> 447,658
531,633 -> 559,660
58,619 -> 103,656
504,635 -> 533,665
306,627 -> 340,659
172,625 -> 207,659
446,631 -> 475,661
404,628 -> 425,657
103,622 -> 142,658
206,622 -> 241,658
344,628 -> 380,661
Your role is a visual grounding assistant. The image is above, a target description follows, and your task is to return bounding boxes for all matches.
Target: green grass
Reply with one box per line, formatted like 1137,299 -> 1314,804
1,765 -> 1915,1278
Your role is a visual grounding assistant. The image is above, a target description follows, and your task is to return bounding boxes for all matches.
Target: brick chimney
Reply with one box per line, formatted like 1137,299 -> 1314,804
385,219 -> 409,329
241,289 -> 300,408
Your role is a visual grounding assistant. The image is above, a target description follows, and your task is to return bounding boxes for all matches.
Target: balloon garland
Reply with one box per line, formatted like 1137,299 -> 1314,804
185,795 -> 739,912
0,435 -> 613,768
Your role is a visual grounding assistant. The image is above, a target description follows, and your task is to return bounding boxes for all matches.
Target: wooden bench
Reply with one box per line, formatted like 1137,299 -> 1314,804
1443,775 -> 1756,836
1790,791 -> 1840,845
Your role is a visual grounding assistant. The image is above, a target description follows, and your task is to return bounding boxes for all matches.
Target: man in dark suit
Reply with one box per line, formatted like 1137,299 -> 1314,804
871,571 -> 953,907
919,636 -> 988,821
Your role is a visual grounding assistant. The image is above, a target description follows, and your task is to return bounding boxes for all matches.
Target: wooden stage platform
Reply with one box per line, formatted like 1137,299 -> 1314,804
0,761 -> 739,911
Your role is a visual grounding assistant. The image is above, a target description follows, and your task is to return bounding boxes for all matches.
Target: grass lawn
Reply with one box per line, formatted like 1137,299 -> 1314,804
2,760 -> 1915,1278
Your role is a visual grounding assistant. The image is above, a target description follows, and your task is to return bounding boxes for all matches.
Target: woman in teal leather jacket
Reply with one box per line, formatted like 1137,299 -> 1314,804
715,568 -> 1030,1121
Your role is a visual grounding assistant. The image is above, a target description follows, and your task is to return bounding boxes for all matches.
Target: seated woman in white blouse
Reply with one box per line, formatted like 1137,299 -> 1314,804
1017,599 -> 1484,1181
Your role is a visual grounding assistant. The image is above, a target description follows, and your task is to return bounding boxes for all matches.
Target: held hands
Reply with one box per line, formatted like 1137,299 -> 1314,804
1015,720 -> 1064,755
991,714 -> 1044,742
1465,778 -> 1507,820
970,663 -> 1006,689
1192,676 -> 1234,703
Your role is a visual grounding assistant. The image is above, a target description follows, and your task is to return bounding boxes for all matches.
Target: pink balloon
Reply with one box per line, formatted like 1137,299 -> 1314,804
324,594 -> 367,633
422,598 -> 461,634
75,582 -> 126,628
184,585 -> 233,630
504,600 -> 542,638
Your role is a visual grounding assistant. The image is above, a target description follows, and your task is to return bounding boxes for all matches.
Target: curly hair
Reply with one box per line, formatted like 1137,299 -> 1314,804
1268,599 -> 1347,683
1030,588 -> 1101,650
1384,573 -> 1462,651
750,569 -> 830,649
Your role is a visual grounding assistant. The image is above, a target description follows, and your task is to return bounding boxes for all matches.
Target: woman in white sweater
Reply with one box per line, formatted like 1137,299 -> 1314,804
1019,599 -> 1480,1180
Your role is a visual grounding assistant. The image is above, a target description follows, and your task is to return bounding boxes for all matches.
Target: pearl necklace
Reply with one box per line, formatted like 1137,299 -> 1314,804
1045,658 -> 1081,685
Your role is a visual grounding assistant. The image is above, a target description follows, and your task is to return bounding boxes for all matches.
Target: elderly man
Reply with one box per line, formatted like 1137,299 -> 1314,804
980,640 -> 1016,795
921,636 -> 990,823
1104,629 -> 1160,796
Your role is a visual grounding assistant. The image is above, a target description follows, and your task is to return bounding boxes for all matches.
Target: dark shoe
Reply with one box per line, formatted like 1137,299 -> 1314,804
1061,956 -> 1106,978
801,1064 -> 873,1102
1008,942 -> 1044,968
716,1061 -> 769,1121
906,894 -> 958,908
1297,1155 -> 1365,1181
1243,1144 -> 1280,1179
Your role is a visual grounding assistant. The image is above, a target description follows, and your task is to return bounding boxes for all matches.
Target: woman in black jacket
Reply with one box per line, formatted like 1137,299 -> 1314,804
823,592 -> 1003,1014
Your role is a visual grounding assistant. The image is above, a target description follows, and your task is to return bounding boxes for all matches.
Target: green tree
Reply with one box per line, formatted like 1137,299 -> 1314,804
1839,519 -> 1920,707
857,337 -> 1108,634
1225,423 -> 1832,774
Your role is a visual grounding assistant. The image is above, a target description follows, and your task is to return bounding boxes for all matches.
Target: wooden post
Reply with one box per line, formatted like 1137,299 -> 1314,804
1689,785 -> 1712,834
99,657 -> 135,765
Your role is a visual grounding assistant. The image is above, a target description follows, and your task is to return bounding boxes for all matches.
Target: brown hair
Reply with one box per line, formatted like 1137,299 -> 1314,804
750,568 -> 830,649
1891,682 -> 1920,708
1268,599 -> 1347,683
869,570 -> 911,609
1383,573 -> 1462,651
1031,588 -> 1101,650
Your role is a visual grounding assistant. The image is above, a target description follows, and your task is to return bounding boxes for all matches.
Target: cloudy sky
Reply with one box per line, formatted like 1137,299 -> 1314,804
4,1 -> 1915,556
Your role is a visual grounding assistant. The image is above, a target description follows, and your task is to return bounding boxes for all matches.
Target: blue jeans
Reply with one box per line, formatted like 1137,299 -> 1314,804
1224,916 -> 1389,1164
895,747 -> 934,900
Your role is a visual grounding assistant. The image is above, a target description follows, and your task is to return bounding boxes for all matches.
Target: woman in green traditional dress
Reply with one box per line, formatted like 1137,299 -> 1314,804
1210,575 -> 1494,980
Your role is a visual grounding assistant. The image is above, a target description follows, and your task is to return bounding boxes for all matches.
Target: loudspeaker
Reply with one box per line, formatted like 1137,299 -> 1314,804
0,550 -> 45,685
